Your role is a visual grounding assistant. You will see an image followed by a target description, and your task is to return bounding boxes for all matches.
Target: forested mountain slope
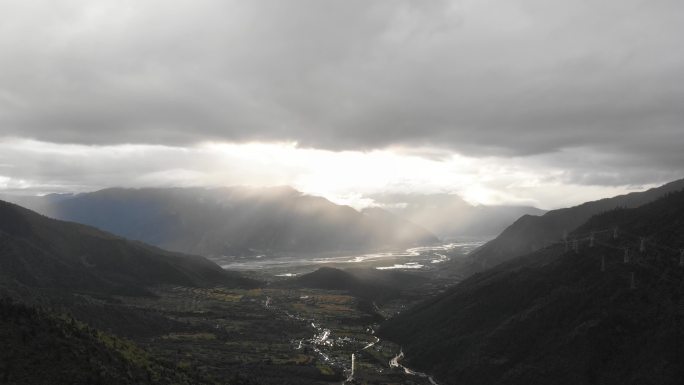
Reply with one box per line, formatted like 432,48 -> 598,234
470,178 -> 684,268
380,189 -> 684,385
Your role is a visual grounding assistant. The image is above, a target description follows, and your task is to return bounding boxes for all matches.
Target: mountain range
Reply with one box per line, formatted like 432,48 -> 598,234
379,186 -> 684,385
4,187 -> 548,261
0,198 -> 264,383
0,199 -> 256,295
3,179 -> 684,384
9,187 -> 438,259
470,178 -> 684,268
371,192 -> 545,239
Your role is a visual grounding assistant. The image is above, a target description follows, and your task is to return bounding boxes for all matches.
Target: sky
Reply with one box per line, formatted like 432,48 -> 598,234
0,0 -> 682,209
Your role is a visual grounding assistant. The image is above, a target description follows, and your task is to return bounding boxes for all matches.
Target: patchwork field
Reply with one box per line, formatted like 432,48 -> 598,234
79,284 -> 438,384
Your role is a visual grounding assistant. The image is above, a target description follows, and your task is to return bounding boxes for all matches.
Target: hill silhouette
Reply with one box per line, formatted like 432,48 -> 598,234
379,189 -> 684,385
284,267 -> 427,302
0,200 -> 257,294
470,178 -> 684,268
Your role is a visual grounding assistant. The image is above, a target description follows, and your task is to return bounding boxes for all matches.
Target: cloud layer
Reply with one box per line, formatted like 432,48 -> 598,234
0,1 -> 682,204
1,1 -> 683,156
0,139 -> 678,210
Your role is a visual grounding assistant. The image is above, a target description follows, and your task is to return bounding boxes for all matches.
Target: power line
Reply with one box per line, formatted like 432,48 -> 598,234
527,225 -> 684,290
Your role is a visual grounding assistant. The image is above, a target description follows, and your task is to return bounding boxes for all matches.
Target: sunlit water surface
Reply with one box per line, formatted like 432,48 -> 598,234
215,241 -> 485,275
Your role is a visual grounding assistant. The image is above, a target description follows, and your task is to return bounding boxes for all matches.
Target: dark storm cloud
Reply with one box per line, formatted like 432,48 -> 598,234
0,0 -> 682,175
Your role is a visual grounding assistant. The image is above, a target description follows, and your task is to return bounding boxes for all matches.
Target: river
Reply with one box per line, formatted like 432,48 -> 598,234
389,349 -> 440,385
217,240 -> 485,274
250,241 -> 482,383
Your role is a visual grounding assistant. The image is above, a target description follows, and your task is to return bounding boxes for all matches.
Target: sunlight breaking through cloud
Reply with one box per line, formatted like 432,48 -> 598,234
0,138 -> 662,210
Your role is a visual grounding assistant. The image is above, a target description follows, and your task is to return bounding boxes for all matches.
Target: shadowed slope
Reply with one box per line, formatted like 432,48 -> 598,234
380,189 -> 684,385
0,200 -> 258,294
0,297 -> 209,385
470,178 -> 684,268
282,266 -> 428,302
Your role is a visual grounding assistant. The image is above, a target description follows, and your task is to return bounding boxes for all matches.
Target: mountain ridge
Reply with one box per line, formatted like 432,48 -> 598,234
379,188 -> 684,385
0,199 -> 258,294
470,178 -> 684,268
370,192 -> 545,238
11,186 -> 438,259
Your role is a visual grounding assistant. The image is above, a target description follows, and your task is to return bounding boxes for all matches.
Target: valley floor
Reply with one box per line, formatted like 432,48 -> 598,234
79,285 -> 436,385
90,243 -> 480,384
1,241 -> 480,384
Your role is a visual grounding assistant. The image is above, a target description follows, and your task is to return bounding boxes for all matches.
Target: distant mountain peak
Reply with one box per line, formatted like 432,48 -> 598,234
10,186 -> 437,258
370,192 -> 544,238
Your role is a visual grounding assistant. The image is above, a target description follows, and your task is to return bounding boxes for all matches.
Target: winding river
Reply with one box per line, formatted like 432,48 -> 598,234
218,241 -> 484,272
252,241 -> 483,383
389,349 -> 440,385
